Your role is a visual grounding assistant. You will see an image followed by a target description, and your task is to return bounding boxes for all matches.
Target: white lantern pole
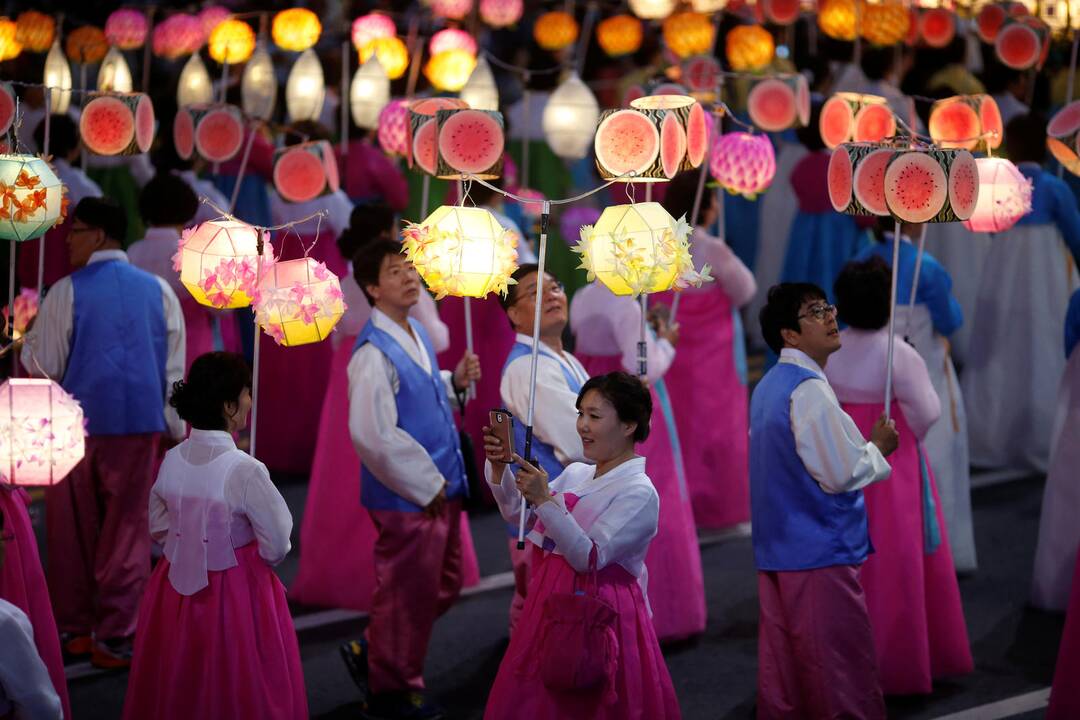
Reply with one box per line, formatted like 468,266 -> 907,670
884,219 -> 903,420
249,242 -> 264,458
340,41 -> 349,157
638,294 -> 648,379
902,224 -> 929,342
457,179 -> 476,401
229,122 -> 258,216
220,57 -> 230,105
420,174 -> 431,216
38,91 -> 51,307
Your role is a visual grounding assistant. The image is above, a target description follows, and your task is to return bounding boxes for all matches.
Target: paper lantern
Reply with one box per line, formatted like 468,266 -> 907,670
1047,100 -> 1080,175
747,75 -> 811,132
242,44 -> 277,120
98,47 -> 133,93
534,11 -> 579,51
828,142 -> 896,216
44,40 -> 72,115
692,0 -> 728,9
710,132 -> 776,199
929,94 -> 1003,151
3,288 -> 38,341
682,56 -> 722,100
880,148 -> 979,223
105,9 -> 149,50
377,99 -> 410,156
273,141 -> 339,203
286,48 -> 326,122
430,28 -> 477,57
177,53 -> 214,108
819,0 -> 858,40
176,104 -> 244,163
1040,0 -> 1080,32
0,18 -> 22,61
628,0 -> 678,20
0,155 -> 63,241
272,8 -> 321,52
408,97 -> 469,172
726,25 -> 775,71
176,220 -> 276,309
0,379 -> 86,487
995,17 -> 1047,69
198,6 -> 232,41
597,15 -> 644,57
574,202 -> 707,296
66,26 -> 107,64
351,14 -> 396,51
481,0 -> 524,27
360,37 -> 409,80
402,205 -> 519,298
434,108 -> 505,179
80,92 -> 155,157
153,15 -> 203,60
351,57 -> 390,130
918,8 -> 956,46
860,0 -> 911,45
544,73 -> 600,159
663,13 -> 714,59
962,158 -> 1032,232
424,49 -> 476,92
819,92 -> 896,148
208,18 -> 255,64
595,96 -> 704,182
15,11 -> 55,53
459,56 -> 499,111
254,258 -> 345,346
431,0 -> 474,20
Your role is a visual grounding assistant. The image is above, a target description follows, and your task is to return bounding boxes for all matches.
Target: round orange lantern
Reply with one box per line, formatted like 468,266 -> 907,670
663,12 -> 714,59
66,26 -> 108,64
209,19 -> 256,64
819,0 -> 858,40
272,8 -> 321,52
359,37 -> 409,80
15,11 -> 55,53
597,15 -> 643,57
424,49 -> 477,91
726,25 -> 774,71
534,11 -> 579,51
860,0 -> 910,46
0,19 -> 21,61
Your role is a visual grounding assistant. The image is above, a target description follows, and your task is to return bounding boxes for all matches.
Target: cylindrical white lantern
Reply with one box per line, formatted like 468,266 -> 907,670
543,72 -> 600,159
98,47 -> 133,93
0,378 -> 86,487
961,158 -> 1033,233
242,43 -> 277,121
459,55 -> 498,111
350,56 -> 390,130
177,52 -> 213,108
43,39 -> 72,115
286,48 -> 325,123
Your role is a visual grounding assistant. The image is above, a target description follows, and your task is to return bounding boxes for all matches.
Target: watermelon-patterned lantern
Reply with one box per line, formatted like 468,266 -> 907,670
175,104 -> 245,163
285,49 -> 325,122
860,0 -> 911,46
177,53 -> 214,108
597,15 -> 643,57
0,155 -> 64,241
881,148 -> 979,223
976,3 -> 1008,42
544,73 -> 599,160
360,37 -> 409,80
408,97 -> 469,174
402,205 -> 519,299
435,108 -> 505,180
15,11 -> 55,53
351,13 -> 396,51
152,15 -> 203,60
79,92 -> 155,157
273,141 -> 340,203
1047,100 -> 1080,175
725,25 -> 775,71
208,18 -> 255,64
105,9 -> 149,50
827,143 -> 897,216
430,28 -> 477,57
176,219 -> 276,309
0,19 -> 21,62
198,6 -> 232,41
962,158 -> 1032,232
534,11 -> 579,51
66,26 -> 108,64
819,0 -> 858,40
98,47 -> 133,93
0,379 -> 85,487
272,8 -> 321,52
43,40 -> 72,115
747,75 -> 811,132
918,8 -> 956,47
762,0 -> 801,24
351,57 -> 390,130
242,44 -> 277,120
595,96 -> 710,181
254,258 -> 346,346
710,132 -> 776,199
480,0 -> 524,27
431,0 -> 474,21
819,92 -> 897,148
460,56 -> 499,111
628,0 -> 678,20
995,17 -> 1047,69
928,94 -> 1004,151
663,12 -> 714,59
377,99 -> 410,156
425,49 -> 476,92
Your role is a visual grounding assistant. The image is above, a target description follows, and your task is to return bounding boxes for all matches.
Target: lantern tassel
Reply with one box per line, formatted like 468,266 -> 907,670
884,220 -> 902,421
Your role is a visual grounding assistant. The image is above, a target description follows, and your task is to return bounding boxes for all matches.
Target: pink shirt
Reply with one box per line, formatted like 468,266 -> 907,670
688,228 -> 757,305
335,140 -> 409,211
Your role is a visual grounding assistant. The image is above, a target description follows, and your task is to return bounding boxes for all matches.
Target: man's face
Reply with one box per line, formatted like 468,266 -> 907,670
67,220 -> 105,268
784,297 -> 840,357
367,253 -> 421,311
506,271 -> 568,336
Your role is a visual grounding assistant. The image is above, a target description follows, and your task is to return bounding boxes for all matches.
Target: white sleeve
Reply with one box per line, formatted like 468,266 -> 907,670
19,277 -> 73,380
127,153 -> 155,186
412,291 -> 450,353
484,461 -> 524,522
502,357 -> 586,465
613,298 -> 675,382
696,232 -> 757,308
347,345 -> 446,506
0,606 -> 62,720
236,459 -> 293,565
894,344 -> 941,441
327,191 -> 354,237
158,279 -> 187,440
790,378 -> 892,493
148,478 -> 169,545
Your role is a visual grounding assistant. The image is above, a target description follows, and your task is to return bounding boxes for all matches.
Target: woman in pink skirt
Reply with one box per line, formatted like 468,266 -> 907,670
123,352 -> 307,720
482,372 -> 680,719
825,258 -> 973,695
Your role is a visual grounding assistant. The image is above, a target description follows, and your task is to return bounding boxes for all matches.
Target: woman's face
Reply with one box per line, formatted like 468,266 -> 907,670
224,388 -> 252,432
576,389 -> 635,463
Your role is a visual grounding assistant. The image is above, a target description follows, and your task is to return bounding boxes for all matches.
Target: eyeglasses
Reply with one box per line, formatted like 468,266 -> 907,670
511,280 -> 565,306
797,303 -> 838,322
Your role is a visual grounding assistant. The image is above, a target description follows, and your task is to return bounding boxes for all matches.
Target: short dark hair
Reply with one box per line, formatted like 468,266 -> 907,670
659,171 -> 700,224
139,173 -> 199,227
35,115 -> 78,159
352,238 -> 405,305
834,256 -> 891,330
576,371 -> 653,443
169,352 -> 252,431
338,203 -> 395,260
759,283 -> 828,354
499,263 -> 540,311
860,46 -> 896,82
1005,113 -> 1047,165
73,197 -> 127,245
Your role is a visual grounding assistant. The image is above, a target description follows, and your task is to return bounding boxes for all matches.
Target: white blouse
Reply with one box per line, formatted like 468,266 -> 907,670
0,599 -> 61,720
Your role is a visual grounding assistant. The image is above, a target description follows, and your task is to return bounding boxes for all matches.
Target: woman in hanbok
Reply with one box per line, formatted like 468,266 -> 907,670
1031,289 -> 1080,611
659,172 -> 757,529
963,114 -> 1080,476
570,283 -> 706,642
825,258 -> 973,695
123,352 -> 307,720
481,372 -> 681,719
921,222 -> 992,370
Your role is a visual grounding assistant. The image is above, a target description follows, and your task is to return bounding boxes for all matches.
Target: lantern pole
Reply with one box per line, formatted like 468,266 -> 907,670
517,200 -> 551,550
883,219 -> 903,421
458,179 -> 476,401
405,15 -> 423,100
638,294 -> 648,380
420,174 -> 431,216
7,239 -> 14,375
38,91 -> 51,304
340,41 -> 349,157
220,56 -> 230,105
249,241 -> 264,458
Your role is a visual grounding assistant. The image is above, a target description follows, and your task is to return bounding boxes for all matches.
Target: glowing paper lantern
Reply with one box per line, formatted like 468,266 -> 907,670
819,92 -> 896,148
105,9 -> 149,50
208,18 -> 255,64
431,0 -> 474,20
15,11 -> 55,53
401,205 -> 519,298
425,49 -> 477,92
66,26 -> 107,64
176,220 -> 276,309
481,0 -> 524,27
0,155 -> 63,241
1047,100 -> 1080,175
692,0 -> 728,10
918,7 -> 956,46
726,25 -> 775,71
272,8 -> 321,52
254,258 -> 345,346
460,56 -> 499,111
710,132 -> 776,199
286,48 -> 326,123
242,44 -> 277,120
273,141 -> 339,203
928,94 -> 1003,151
0,18 -> 22,61
177,104 -> 245,163
574,202 -> 707,296
152,15 -> 203,60
378,99 -> 410,156
198,6 -> 232,41
98,47 -> 133,93
597,15 -> 644,57
360,37 -> 409,80
351,57 -> 390,130
534,11 -> 579,51
543,73 -> 600,159
0,379 -> 86,487
819,0 -> 858,40
882,148 -> 979,223
628,0 -> 678,20
177,53 -> 214,108
3,288 -> 38,341
434,108 -> 505,179
80,92 -> 155,157
408,97 -> 469,173
663,12 -> 714,59
44,40 -> 72,115
430,28 -> 478,57
351,14 -> 396,51
860,0 -> 911,45
961,158 -> 1032,232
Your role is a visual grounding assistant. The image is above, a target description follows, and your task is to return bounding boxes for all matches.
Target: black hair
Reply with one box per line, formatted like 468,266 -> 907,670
34,115 -> 78,159
499,263 -> 540,311
73,197 -> 127,245
337,203 -> 395,260
834,256 -> 891,330
1005,113 -> 1047,165
758,282 -> 828,354
795,101 -> 826,152
576,371 -> 653,443
468,179 -> 501,207
660,171 -> 703,224
353,238 -> 405,306
860,46 -> 897,82
169,352 -> 252,431
139,173 -> 199,227
283,121 -> 333,146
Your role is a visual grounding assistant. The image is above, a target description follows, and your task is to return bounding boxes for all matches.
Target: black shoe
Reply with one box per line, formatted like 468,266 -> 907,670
339,639 -> 369,694
361,691 -> 446,720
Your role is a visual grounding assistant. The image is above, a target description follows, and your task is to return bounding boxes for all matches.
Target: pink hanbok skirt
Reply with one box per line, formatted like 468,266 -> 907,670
484,549 -> 681,720
577,353 -> 706,642
1049,553 -> 1080,719
0,486 -> 71,720
122,543 -> 308,720
843,402 -> 973,695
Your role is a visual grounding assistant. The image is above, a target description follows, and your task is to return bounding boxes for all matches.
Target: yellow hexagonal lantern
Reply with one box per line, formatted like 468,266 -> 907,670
0,155 -> 64,242
254,257 -> 345,346
176,219 -> 276,309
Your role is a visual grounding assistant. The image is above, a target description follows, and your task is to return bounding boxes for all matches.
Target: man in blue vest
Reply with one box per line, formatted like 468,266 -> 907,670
346,239 -> 479,720
751,282 -> 898,719
21,197 -> 185,669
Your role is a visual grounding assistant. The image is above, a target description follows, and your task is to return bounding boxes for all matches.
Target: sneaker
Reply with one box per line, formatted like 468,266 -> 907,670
90,637 -> 133,669
361,691 -> 446,720
61,634 -> 93,660
339,639 -> 369,694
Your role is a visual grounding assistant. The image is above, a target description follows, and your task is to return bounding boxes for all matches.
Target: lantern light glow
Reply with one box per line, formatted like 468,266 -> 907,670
0,155 -> 63,242
710,132 -> 777,199
242,44 -> 277,120
177,53 -> 214,108
0,379 -> 86,487
208,18 -> 256,64
44,40 -> 72,115
359,37 -> 409,80
286,48 -> 326,123
961,157 -> 1033,233
175,220 -> 276,309
543,73 -> 600,159
98,47 -> 134,93
254,258 -> 346,346
350,57 -> 390,130
459,56 -> 499,111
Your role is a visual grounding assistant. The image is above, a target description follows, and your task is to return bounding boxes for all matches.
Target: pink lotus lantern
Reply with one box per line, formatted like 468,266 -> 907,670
0,378 -> 86,487
351,13 -> 396,51
961,158 -> 1032,233
431,0 -> 474,21
378,98 -> 410,156
512,188 -> 546,220
481,0 -> 524,27
105,9 -> 149,50
3,287 -> 39,340
254,258 -> 346,346
153,14 -> 204,60
429,28 -> 477,57
710,132 -> 776,199
175,220 -> 276,309
198,6 -> 232,41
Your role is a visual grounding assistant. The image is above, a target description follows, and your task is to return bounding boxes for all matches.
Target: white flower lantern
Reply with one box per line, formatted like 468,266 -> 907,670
286,48 -> 325,123
459,56 -> 498,112
254,258 -> 346,346
177,53 -> 213,108
628,0 -> 678,20
175,220 -> 276,309
961,158 -> 1033,233
0,379 -> 85,487
543,73 -> 599,160
350,56 -> 390,130
0,155 -> 64,242
44,39 -> 72,115
98,47 -> 133,93
242,44 -> 277,121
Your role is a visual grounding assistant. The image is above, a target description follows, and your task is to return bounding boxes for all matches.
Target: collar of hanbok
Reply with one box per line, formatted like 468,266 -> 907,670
779,347 -> 826,379
556,456 -> 646,498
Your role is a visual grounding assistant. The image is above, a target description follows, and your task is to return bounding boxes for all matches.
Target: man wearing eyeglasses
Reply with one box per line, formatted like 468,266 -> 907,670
751,282 -> 899,719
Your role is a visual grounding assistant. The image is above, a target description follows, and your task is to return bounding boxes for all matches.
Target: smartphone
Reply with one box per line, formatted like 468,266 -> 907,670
489,408 -> 515,463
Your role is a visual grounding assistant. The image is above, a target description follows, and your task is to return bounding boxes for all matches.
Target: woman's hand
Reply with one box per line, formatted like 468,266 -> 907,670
511,453 -> 552,506
482,425 -> 508,481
